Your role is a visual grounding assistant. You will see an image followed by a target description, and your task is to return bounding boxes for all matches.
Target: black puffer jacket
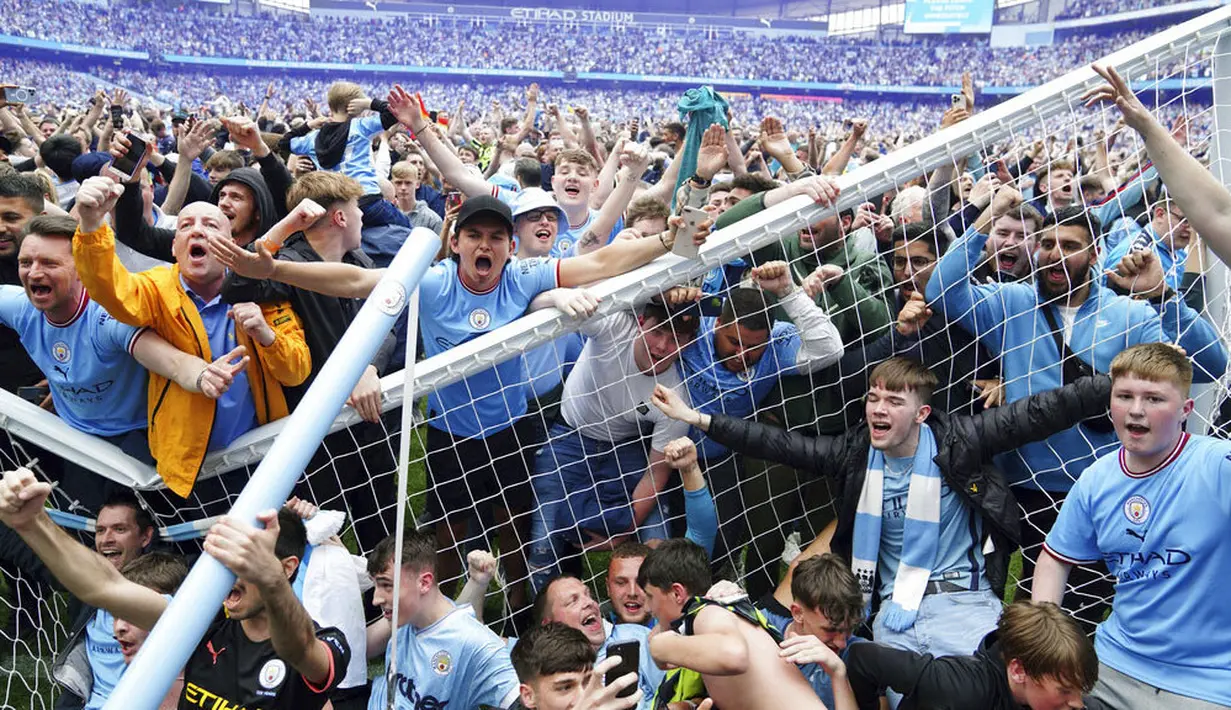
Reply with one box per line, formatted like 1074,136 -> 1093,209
706,374 -> 1112,597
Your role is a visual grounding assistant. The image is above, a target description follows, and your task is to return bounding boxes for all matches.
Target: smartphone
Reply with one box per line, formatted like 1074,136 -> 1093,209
445,191 -> 462,211
605,641 -> 640,698
1,86 -> 36,104
17,385 -> 49,405
110,104 -> 124,130
672,206 -> 706,259
109,133 -> 149,181
951,94 -> 965,109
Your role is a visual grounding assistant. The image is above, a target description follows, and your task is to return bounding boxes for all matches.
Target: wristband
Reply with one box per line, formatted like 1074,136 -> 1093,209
195,368 -> 208,393
689,174 -> 712,188
258,234 -> 285,255
659,231 -> 669,250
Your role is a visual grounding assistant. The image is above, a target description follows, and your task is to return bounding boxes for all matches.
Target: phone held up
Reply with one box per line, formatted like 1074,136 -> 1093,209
605,640 -> 641,698
108,134 -> 150,182
1,86 -> 36,105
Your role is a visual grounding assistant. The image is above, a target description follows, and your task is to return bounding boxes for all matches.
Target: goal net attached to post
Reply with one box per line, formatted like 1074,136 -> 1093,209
1,6 -> 1231,707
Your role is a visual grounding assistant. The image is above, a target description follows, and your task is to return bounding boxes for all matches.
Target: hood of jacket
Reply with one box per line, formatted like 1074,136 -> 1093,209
210,167 -> 278,244
314,121 -> 349,170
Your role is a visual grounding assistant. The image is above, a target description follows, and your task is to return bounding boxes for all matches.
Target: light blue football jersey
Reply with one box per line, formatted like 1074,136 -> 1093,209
1045,433 -> 1231,707
368,603 -> 519,710
0,287 -> 147,436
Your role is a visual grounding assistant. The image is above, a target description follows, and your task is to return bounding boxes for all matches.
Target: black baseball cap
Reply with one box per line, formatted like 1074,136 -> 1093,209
456,195 -> 514,234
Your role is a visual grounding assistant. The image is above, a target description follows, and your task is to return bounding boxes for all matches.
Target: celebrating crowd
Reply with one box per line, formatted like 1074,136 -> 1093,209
0,0 -> 1194,87
0,2 -> 1230,707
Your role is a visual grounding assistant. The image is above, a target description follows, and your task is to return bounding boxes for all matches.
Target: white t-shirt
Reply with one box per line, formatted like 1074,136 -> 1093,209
560,311 -> 690,451
1055,304 -> 1079,345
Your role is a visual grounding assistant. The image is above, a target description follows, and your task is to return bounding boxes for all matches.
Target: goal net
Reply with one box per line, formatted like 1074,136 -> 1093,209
3,6 -> 1231,707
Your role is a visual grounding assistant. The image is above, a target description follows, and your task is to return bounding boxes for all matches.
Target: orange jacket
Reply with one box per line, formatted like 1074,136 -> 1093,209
73,223 -> 311,496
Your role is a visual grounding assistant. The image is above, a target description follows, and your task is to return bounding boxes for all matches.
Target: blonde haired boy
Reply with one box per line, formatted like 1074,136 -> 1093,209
1036,342 -> 1231,709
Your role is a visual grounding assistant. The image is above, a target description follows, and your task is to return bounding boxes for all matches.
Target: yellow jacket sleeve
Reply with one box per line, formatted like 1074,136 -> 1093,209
255,300 -> 312,387
72,223 -> 162,329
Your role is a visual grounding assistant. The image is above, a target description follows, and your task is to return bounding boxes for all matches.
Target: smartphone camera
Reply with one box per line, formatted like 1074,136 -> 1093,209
2,86 -> 36,104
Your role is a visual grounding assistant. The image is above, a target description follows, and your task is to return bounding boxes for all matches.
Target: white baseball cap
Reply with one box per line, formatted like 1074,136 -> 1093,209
512,188 -> 568,224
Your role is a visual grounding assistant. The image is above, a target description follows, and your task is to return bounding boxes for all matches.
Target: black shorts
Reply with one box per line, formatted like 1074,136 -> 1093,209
425,419 -> 535,521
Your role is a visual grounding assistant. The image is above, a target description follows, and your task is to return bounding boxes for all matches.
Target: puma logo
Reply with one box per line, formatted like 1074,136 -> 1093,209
1125,528 -> 1147,542
206,641 -> 226,665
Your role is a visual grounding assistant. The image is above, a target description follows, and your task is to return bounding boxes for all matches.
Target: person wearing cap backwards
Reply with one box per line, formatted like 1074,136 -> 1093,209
209,157 -> 713,628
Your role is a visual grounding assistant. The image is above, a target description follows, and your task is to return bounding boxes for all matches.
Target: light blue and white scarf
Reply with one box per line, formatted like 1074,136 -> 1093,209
851,422 -> 941,632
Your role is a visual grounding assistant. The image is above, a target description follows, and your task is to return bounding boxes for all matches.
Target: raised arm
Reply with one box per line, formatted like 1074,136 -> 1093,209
650,384 -> 847,478
640,149 -> 684,206
73,176 -> 165,327
227,116 -> 293,219
570,106 -> 599,162
455,550 -> 498,623
159,119 -> 215,217
758,116 -> 810,179
575,143 -> 650,255
516,85 -> 538,143
673,125 -> 728,214
0,468 -> 167,630
209,235 -> 383,299
387,87 -> 495,200
725,124 -> 748,177
750,261 -> 843,373
203,511 -> 339,686
1085,63 -> 1231,265
664,438 -> 718,557
557,213 -> 709,287
590,134 -> 626,210
551,104 -> 582,149
822,119 -> 867,177
924,221 -> 1010,341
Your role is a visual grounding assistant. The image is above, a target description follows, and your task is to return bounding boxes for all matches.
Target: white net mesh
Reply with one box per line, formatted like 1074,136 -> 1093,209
2,7 -> 1231,707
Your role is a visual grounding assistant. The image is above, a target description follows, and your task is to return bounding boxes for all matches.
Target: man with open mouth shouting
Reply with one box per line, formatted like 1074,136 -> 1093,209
927,198 -> 1227,634
72,174 -> 312,500
0,467 -> 350,710
650,357 -> 1113,668
208,83 -> 715,630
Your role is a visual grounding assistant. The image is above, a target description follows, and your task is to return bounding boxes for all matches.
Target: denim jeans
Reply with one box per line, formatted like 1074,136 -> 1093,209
528,423 -> 668,594
873,589 -> 1002,708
